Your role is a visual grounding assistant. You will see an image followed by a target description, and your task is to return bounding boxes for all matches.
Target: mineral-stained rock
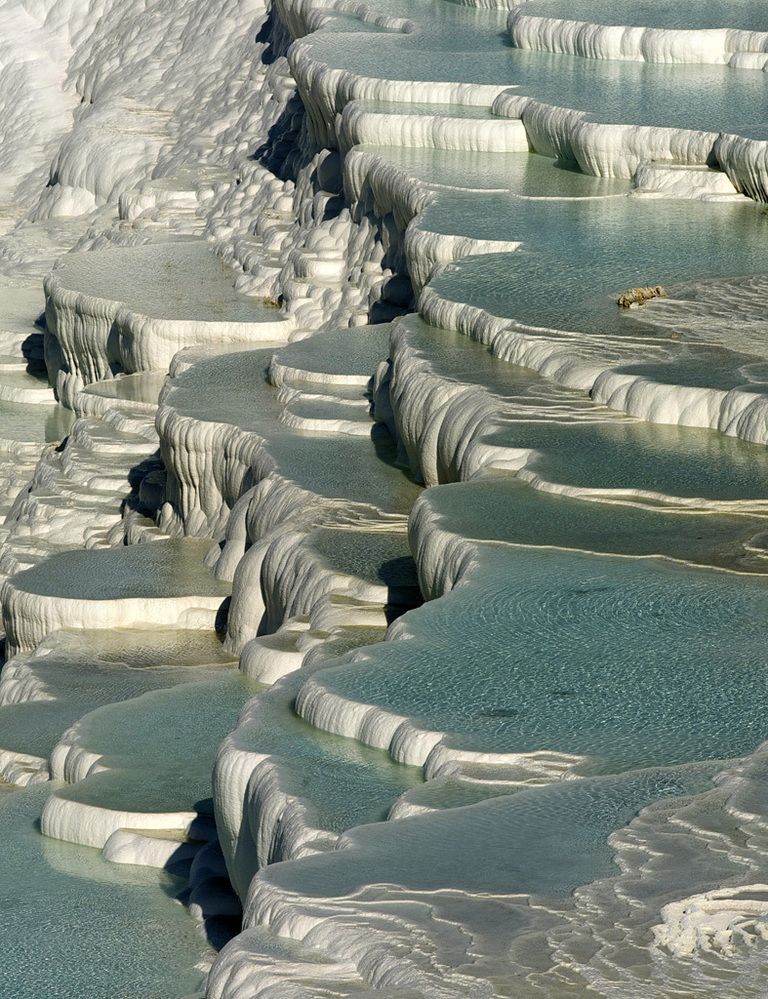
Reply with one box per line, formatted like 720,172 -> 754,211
617,285 -> 668,308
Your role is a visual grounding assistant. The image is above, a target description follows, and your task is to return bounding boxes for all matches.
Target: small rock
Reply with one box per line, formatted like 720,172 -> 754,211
617,285 -> 667,308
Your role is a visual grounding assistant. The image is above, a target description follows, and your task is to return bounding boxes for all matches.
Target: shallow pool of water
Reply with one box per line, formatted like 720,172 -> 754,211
429,195 -> 768,345
0,784 -> 208,998
11,539 -> 231,600
310,543 -> 768,773
55,671 -> 254,814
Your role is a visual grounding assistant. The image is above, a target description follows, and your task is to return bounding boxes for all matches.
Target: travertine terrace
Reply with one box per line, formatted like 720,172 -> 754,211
2,0 -> 768,995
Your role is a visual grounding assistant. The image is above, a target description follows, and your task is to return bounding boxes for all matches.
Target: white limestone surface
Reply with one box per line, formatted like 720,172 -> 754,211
44,241 -> 291,406
508,9 -> 768,67
3,0 -> 768,995
1,539 -> 230,655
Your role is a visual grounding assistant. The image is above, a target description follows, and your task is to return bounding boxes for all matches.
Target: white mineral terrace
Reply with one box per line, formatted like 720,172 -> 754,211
1,0 -> 768,996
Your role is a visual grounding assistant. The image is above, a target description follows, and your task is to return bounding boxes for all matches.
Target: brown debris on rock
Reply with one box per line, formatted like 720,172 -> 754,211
617,285 -> 667,308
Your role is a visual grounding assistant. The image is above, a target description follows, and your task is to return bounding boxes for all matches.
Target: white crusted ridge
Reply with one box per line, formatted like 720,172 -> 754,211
508,9 -> 768,67
44,241 -> 292,408
1,539 -> 229,655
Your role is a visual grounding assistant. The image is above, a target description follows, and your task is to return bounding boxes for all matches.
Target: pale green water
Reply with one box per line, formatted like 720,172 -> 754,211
83,370 -> 168,406
262,761 -> 720,898
428,196 -> 768,344
53,241 -> 279,323
360,145 -> 629,194
11,539 -> 231,600
5,0 -> 768,994
167,347 -> 420,515
396,313 -> 583,404
423,476 -> 768,570
0,785 -> 207,998
609,345 -> 768,393
308,1 -> 768,136
311,544 -> 768,773
228,677 -> 422,835
487,417 -> 768,501
395,314 -> 768,513
274,324 -> 391,379
0,399 -> 72,443
312,527 -> 419,591
54,671 -> 253,814
514,0 -> 768,31
0,629 -> 235,761
286,394 -> 372,424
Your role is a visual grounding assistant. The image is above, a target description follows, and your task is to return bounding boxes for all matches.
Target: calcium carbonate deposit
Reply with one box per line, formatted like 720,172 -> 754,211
3,0 -> 768,995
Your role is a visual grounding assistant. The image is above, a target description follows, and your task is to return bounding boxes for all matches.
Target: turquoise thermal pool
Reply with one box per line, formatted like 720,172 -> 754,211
4,0 -> 768,994
0,785 -> 209,999
302,544 -> 768,774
